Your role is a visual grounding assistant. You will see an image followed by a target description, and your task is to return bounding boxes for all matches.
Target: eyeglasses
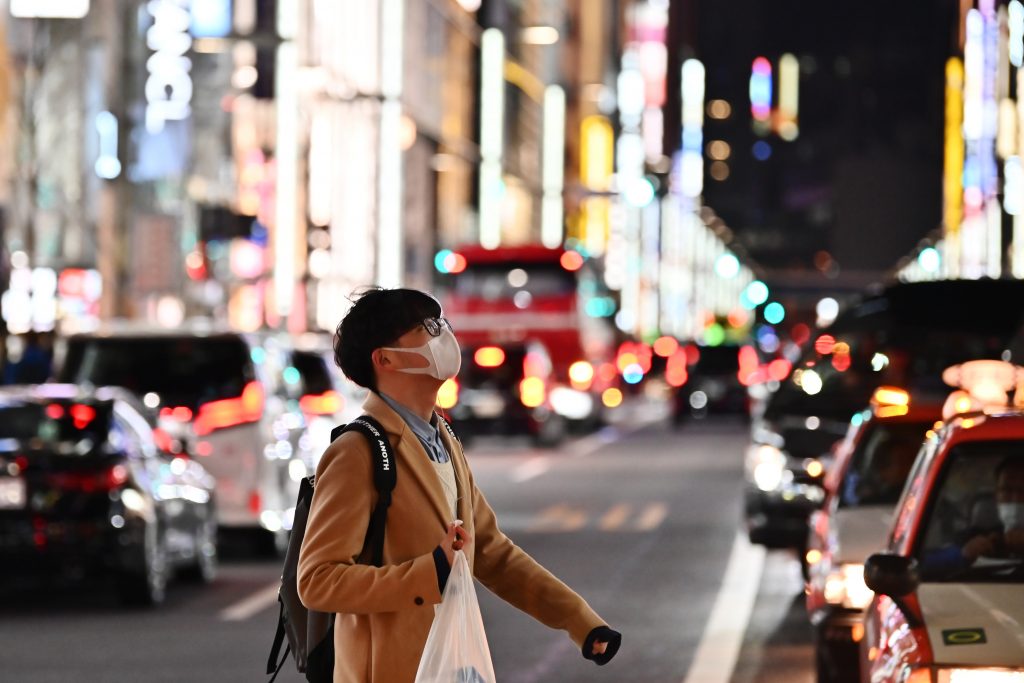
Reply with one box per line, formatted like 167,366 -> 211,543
422,317 -> 454,337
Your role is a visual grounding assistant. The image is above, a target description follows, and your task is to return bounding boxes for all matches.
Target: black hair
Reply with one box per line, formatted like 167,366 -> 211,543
333,287 -> 442,391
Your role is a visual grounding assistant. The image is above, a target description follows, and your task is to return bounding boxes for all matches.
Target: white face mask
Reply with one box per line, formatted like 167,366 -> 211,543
381,328 -> 462,381
998,502 -> 1024,531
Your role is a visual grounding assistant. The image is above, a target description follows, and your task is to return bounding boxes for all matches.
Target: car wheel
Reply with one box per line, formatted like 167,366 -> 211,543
180,518 -> 218,583
534,414 -> 567,448
119,524 -> 168,606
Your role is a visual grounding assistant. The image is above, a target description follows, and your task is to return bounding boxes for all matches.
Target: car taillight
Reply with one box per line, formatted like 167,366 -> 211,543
49,464 -> 129,493
300,390 -> 342,416
437,379 -> 459,409
568,361 -> 594,390
159,405 -> 194,422
194,381 -> 265,436
249,491 -> 262,515
520,377 -> 546,408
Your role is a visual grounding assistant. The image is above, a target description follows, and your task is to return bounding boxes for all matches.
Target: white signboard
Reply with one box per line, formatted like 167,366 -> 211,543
10,0 -> 89,18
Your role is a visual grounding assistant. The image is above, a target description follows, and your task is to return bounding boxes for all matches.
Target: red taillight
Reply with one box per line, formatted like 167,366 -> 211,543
300,390 -> 342,416
159,406 -> 194,422
194,381 -> 265,436
49,464 -> 129,493
69,404 -> 96,429
249,491 -> 262,515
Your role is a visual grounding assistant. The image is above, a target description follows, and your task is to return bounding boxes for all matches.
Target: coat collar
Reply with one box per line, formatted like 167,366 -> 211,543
361,392 -> 466,526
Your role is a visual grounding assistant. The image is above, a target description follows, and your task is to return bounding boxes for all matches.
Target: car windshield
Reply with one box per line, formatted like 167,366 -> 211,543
0,402 -> 111,446
59,336 -> 253,410
915,440 -> 1024,583
460,346 -> 530,390
452,262 -> 575,300
839,421 -> 931,508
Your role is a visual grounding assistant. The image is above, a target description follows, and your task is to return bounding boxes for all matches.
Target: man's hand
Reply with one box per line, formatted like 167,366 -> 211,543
963,532 -> 997,562
440,520 -> 472,566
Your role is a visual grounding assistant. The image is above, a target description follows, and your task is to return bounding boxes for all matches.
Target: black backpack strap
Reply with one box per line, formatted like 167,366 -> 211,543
266,599 -> 289,679
340,415 -> 397,567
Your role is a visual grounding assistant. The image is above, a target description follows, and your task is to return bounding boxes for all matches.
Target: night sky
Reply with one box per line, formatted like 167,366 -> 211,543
666,0 -> 956,276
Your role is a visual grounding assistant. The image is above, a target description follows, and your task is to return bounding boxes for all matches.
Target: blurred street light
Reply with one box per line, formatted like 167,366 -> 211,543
520,26 -> 559,45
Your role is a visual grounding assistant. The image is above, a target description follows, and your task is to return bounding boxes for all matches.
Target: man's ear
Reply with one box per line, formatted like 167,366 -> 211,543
371,348 -> 390,371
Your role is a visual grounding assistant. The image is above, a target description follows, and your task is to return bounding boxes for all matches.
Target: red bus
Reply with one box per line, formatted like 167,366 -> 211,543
437,244 -> 619,430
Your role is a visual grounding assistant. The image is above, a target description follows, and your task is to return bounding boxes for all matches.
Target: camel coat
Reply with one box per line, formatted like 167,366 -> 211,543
297,392 -> 607,683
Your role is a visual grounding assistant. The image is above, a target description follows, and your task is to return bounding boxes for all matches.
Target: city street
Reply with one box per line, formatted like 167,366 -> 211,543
0,405 -> 814,683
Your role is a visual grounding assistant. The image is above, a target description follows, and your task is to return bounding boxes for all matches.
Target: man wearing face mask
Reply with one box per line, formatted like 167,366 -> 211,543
298,287 -> 621,683
960,458 -> 1024,563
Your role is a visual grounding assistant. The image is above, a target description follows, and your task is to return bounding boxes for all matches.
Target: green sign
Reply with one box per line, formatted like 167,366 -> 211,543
941,628 -> 987,645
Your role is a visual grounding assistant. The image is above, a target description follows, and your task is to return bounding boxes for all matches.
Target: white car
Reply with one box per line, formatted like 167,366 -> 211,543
58,323 -> 313,551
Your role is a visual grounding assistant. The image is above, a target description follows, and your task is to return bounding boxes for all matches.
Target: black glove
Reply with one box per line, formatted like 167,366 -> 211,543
583,625 -> 622,666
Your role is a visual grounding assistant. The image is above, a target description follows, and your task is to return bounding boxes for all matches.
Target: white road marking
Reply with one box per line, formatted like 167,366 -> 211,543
682,531 -> 766,683
219,583 -> 281,622
512,457 -> 551,483
527,504 -> 588,532
599,503 -> 632,531
635,502 -> 669,531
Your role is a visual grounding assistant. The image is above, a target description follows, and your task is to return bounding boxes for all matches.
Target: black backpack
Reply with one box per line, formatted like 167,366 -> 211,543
266,415 -> 397,683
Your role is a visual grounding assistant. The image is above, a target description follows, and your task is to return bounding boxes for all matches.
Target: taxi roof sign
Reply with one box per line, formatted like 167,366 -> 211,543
941,360 -> 1024,420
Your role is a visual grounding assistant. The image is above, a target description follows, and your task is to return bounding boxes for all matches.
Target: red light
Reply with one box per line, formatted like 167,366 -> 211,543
446,253 -> 467,274
195,441 -> 213,457
249,491 -> 262,515
300,390 -> 343,416
45,404 -> 65,420
49,464 -> 129,492
684,344 -> 700,366
653,336 -> 680,358
560,250 -> 584,271
768,359 -> 792,381
69,404 -> 96,429
791,323 -> 811,347
153,428 -> 173,453
195,381 -> 265,436
832,353 -> 851,372
814,335 -> 836,355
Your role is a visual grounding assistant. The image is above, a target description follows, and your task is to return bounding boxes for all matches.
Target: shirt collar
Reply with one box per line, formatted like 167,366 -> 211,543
378,393 -> 439,443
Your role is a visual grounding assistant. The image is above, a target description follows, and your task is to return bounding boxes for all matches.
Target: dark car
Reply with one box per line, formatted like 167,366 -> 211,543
744,279 -> 1024,554
0,384 -> 218,605
446,340 -> 568,446
672,343 -> 749,423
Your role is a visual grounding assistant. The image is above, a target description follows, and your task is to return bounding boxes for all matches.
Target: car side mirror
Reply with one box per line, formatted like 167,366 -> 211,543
864,553 -> 920,598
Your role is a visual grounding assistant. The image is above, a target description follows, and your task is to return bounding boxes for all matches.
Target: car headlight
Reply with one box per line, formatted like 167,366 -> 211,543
937,670 -> 1024,683
748,444 -> 787,492
823,563 -> 873,609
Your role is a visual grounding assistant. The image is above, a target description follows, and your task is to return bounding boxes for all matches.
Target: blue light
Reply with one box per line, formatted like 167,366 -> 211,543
764,302 -> 786,325
190,0 -> 232,38
251,347 -> 267,365
623,364 -> 644,384
434,250 -> 453,273
753,141 -> 772,161
745,280 -> 770,306
283,367 -> 301,386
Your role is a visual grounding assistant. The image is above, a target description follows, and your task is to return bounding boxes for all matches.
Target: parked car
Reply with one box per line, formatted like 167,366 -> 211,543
444,340 -> 568,446
745,279 -> 1024,553
0,384 -> 217,605
861,361 -> 1024,681
672,342 -> 748,423
290,337 -> 367,463
805,387 -> 944,683
57,324 -> 313,552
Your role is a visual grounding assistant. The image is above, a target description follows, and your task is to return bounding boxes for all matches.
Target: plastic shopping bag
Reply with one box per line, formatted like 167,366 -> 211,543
414,550 -> 496,683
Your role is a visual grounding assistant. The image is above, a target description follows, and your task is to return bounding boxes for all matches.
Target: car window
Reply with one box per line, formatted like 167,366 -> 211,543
59,336 -> 254,409
452,262 -> 575,300
838,421 -> 931,508
914,441 -> 1024,583
0,402 -> 112,447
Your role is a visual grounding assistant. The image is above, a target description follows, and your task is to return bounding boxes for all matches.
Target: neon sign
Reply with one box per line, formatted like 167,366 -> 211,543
145,0 -> 193,134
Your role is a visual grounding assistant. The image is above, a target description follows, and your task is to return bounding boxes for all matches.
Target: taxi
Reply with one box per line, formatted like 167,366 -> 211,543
860,360 -> 1024,683
806,387 -> 944,682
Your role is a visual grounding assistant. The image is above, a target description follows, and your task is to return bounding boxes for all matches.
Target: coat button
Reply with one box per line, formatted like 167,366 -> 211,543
414,596 -> 424,605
